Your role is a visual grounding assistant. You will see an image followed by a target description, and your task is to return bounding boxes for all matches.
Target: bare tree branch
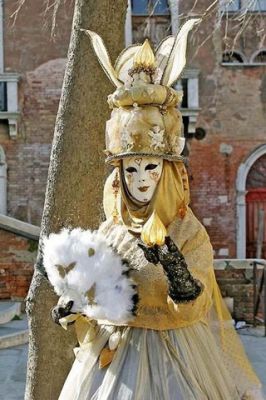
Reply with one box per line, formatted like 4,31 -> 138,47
10,0 -> 26,26
10,0 -> 265,48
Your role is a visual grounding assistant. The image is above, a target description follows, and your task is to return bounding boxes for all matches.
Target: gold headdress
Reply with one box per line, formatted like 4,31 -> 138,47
84,20 -> 199,246
83,19 -> 199,164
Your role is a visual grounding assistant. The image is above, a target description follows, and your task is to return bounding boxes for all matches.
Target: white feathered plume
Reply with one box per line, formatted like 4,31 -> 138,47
43,228 -> 137,324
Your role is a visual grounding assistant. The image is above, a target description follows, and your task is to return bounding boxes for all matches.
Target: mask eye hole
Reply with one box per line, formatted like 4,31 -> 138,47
145,164 -> 158,171
126,167 -> 137,173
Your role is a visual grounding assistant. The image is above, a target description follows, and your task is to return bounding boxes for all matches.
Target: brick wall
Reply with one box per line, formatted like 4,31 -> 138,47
1,1 -> 73,225
0,59 -> 66,225
179,0 -> 266,258
215,268 -> 254,323
0,229 -> 37,299
4,1 -> 73,73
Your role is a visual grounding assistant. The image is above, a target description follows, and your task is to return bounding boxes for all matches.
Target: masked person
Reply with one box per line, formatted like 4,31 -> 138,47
43,20 -> 264,400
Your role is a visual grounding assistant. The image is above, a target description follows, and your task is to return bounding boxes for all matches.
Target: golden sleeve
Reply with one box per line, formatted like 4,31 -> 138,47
167,211 -> 215,326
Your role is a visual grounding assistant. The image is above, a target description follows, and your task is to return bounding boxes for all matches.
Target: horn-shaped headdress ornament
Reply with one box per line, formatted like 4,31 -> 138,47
82,19 -> 199,165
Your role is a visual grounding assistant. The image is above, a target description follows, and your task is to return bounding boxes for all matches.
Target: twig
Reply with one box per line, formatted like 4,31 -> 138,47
10,0 -> 26,26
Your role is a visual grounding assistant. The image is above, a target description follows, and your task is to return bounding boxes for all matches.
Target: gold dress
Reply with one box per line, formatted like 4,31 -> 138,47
58,208 -> 263,400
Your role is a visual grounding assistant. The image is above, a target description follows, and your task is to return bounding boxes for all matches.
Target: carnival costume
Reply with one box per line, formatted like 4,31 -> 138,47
43,19 -> 264,400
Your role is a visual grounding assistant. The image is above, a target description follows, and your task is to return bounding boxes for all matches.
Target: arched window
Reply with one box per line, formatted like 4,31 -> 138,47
222,51 -> 245,64
251,49 -> 266,64
246,154 -> 266,258
0,146 -> 7,215
236,145 -> 266,258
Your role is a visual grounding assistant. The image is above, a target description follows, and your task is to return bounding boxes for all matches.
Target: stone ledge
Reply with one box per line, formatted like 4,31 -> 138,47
0,330 -> 28,349
214,259 -> 266,270
0,73 -> 20,82
0,303 -> 21,325
0,214 -> 40,240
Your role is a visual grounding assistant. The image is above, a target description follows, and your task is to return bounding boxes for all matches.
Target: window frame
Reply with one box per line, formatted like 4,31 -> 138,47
250,49 -> 266,64
220,0 -> 266,13
221,49 -> 266,66
222,50 -> 247,64
131,0 -> 170,16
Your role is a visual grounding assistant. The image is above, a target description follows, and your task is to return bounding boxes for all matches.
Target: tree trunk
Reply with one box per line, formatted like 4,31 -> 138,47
25,1 -> 128,399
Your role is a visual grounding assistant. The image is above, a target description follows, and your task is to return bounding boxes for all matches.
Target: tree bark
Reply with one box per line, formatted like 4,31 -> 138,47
25,1 -> 127,399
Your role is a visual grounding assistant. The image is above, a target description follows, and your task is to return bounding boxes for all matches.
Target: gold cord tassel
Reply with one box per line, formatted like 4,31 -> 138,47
111,169 -> 120,224
178,200 -> 187,219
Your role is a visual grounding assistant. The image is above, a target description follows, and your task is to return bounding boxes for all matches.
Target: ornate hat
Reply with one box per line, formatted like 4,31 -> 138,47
84,19 -> 199,164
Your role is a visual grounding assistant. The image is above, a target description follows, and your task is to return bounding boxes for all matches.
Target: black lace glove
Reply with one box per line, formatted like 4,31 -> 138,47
51,300 -> 74,325
138,236 -> 203,303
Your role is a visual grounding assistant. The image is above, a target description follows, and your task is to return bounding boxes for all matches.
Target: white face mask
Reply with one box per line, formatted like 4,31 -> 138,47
122,157 -> 163,203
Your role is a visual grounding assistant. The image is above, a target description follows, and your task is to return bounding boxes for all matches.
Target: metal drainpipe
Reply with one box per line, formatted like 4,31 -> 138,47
125,0 -> 133,46
0,0 -> 4,73
168,0 -> 179,35
0,147 -> 7,215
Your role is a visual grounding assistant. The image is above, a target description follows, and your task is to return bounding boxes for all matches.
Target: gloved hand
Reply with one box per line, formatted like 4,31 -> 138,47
138,236 -> 203,303
51,300 -> 74,325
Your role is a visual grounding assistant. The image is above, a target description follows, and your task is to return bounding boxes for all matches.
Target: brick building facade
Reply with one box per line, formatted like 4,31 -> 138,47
129,0 -> 266,260
0,1 -> 265,322
0,1 -> 73,299
2,1 -> 73,224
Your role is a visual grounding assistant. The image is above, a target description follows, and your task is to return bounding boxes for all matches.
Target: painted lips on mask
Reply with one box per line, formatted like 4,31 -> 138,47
138,186 -> 150,192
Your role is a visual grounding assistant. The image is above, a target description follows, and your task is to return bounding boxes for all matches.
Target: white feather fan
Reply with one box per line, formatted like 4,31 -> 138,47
43,228 -> 137,324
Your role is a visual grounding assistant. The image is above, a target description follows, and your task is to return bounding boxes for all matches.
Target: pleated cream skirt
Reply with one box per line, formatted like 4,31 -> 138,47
58,322 -> 246,400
